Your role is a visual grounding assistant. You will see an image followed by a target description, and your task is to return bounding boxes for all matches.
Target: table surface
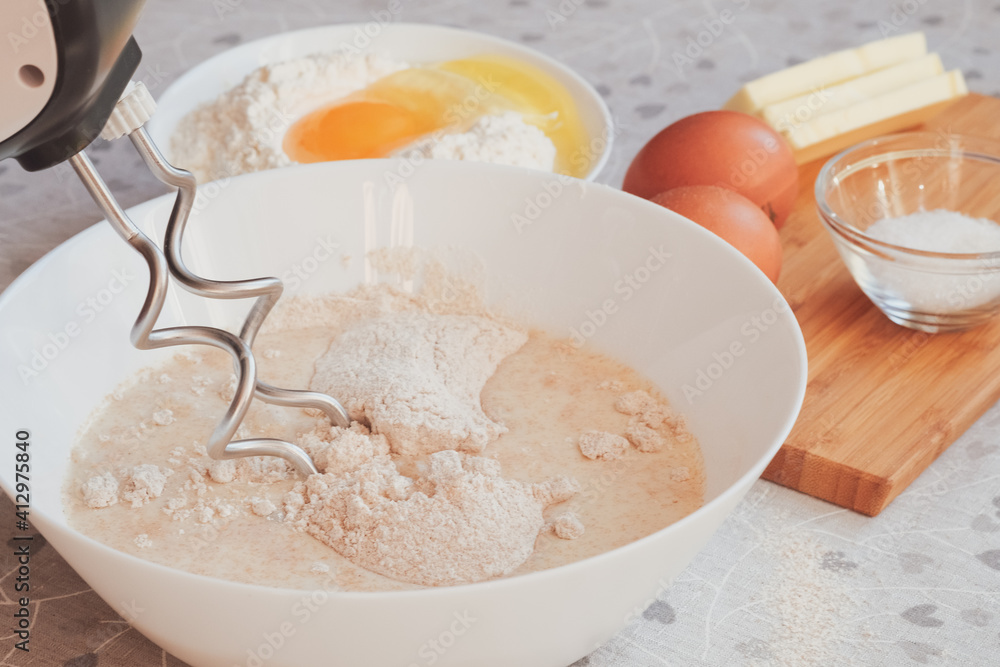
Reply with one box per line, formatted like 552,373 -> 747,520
2,1 -> 1000,665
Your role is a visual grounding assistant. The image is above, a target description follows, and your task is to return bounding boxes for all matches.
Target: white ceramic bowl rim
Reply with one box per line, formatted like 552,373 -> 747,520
816,130 -> 1000,261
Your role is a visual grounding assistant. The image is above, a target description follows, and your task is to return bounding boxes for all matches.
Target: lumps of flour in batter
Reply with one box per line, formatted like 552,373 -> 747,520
551,512 -> 585,540
298,422 -> 390,476
284,448 -> 578,586
578,431 -> 629,461
250,496 -> 277,517
670,466 -> 692,483
597,379 -> 625,392
531,475 -> 581,505
67,270 -> 705,591
614,389 -> 691,451
152,409 -> 175,426
207,457 -> 293,485
311,312 -> 528,456
207,460 -> 236,484
81,472 -> 119,508
82,466 -> 171,510
625,421 -> 665,453
120,464 -> 170,508
614,390 -> 660,417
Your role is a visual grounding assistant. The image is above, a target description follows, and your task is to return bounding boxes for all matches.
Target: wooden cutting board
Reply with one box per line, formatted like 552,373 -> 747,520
762,92 -> 1000,516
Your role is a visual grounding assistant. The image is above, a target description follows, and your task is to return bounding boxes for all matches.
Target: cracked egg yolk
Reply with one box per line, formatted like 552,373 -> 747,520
282,55 -> 593,177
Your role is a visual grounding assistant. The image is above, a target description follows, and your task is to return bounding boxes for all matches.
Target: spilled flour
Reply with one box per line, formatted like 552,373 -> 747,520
66,255 -> 705,590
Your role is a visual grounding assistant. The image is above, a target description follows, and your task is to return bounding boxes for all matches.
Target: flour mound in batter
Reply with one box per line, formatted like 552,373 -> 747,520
120,464 -> 170,508
311,312 -> 528,456
298,422 -> 391,476
81,472 -> 118,509
578,430 -> 629,461
284,447 -> 578,586
82,465 -> 171,509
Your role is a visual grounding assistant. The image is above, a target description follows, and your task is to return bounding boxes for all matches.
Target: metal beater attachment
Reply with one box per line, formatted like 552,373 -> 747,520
68,81 -> 349,476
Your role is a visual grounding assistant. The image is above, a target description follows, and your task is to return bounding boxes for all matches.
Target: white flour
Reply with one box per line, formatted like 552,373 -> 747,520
65,265 -> 705,591
171,52 -> 557,182
82,464 -> 171,509
171,52 -> 406,182
399,111 -> 556,170
285,444 -> 579,586
311,312 -> 528,456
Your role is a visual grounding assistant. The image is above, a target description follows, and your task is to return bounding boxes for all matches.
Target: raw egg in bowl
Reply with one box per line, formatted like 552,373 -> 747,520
146,23 -> 613,182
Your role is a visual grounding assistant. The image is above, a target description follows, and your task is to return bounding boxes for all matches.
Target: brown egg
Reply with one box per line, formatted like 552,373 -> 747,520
651,185 -> 783,284
623,110 -> 798,227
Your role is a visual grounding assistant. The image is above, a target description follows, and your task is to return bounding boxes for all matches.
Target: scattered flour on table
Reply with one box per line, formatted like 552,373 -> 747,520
740,531 -> 864,667
311,312 -> 528,456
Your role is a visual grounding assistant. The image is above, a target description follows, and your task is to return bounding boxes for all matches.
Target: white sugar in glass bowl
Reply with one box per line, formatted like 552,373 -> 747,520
0,160 -> 805,667
145,23 -> 614,181
816,131 -> 1000,333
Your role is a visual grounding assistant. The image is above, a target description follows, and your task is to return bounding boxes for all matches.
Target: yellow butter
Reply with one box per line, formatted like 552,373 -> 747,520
785,69 -> 967,164
762,53 -> 944,131
723,32 -> 927,114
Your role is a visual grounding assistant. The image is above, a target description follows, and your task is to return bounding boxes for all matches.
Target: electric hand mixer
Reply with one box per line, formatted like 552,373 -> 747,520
0,0 -> 349,475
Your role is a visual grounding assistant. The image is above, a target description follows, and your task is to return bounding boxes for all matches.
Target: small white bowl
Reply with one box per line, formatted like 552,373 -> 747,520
145,22 -> 614,181
0,160 -> 805,666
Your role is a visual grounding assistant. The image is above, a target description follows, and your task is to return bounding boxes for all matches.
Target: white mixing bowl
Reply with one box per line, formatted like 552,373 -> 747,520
145,22 -> 614,181
0,160 -> 805,667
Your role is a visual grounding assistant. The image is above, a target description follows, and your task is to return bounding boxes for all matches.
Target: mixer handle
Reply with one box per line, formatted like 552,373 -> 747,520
0,0 -> 147,171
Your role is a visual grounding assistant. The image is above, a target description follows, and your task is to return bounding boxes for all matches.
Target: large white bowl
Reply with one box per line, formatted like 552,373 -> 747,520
0,160 -> 805,667
146,22 -> 614,181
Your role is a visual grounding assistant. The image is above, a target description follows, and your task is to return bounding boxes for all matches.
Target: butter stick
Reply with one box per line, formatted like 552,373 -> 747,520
762,53 -> 944,131
786,69 -> 968,164
724,32 -> 928,115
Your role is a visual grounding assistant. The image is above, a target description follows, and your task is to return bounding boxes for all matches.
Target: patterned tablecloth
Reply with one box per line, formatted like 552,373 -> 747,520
2,0 -> 999,665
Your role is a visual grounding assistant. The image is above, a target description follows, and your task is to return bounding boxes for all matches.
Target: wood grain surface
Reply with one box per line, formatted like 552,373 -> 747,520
763,92 -> 1000,516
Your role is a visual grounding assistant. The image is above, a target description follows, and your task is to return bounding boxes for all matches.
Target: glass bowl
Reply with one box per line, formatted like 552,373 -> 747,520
816,131 -> 1000,333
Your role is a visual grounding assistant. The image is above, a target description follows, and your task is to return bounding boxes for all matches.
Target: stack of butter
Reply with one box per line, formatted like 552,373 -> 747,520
724,32 -> 967,164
